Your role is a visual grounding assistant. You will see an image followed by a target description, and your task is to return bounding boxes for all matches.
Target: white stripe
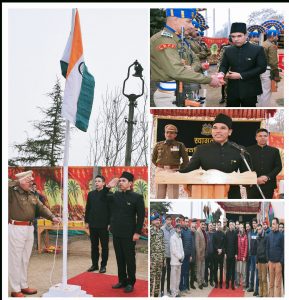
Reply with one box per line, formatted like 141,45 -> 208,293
159,82 -> 177,90
61,55 -> 83,124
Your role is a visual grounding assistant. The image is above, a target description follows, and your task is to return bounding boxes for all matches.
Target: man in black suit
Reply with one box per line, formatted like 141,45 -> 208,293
179,113 -> 250,198
247,128 -> 282,199
219,22 -> 267,107
85,175 -> 110,273
107,171 -> 145,293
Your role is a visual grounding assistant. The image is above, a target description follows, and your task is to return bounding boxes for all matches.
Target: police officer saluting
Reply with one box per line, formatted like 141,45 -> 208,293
9,171 -> 61,297
150,8 -> 222,107
107,171 -> 145,293
179,113 -> 250,199
152,124 -> 189,199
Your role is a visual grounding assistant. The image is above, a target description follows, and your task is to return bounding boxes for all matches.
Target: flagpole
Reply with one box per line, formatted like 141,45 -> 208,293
62,120 -> 70,287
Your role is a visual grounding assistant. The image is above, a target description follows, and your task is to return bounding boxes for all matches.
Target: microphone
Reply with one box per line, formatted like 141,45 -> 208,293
228,141 -> 250,155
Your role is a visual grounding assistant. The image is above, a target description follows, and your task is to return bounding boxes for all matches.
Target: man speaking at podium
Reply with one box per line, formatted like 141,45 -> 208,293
179,113 -> 250,198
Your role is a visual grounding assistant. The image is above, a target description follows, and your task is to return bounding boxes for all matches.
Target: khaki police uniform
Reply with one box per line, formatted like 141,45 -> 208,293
151,27 -> 211,107
9,176 -> 55,293
152,125 -> 189,198
257,39 -> 279,107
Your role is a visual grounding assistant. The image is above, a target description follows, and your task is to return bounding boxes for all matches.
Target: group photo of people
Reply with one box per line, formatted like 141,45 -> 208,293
150,201 -> 284,298
150,8 -> 284,107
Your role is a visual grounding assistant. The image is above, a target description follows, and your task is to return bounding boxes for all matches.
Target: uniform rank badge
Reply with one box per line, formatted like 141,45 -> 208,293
171,146 -> 179,152
231,160 -> 237,164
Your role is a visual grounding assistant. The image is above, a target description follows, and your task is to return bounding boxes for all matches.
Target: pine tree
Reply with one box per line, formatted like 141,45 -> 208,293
10,78 -> 65,166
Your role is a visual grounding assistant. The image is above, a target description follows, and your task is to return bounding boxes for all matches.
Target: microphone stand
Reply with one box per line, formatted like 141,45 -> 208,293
239,149 -> 266,199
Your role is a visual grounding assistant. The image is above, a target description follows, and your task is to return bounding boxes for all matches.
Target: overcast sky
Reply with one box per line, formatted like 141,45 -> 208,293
5,4 -> 285,166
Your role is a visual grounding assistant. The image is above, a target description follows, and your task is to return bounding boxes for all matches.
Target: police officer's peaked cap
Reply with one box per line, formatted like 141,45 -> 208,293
230,22 -> 247,34
120,171 -> 134,182
213,113 -> 233,129
165,124 -> 178,133
15,170 -> 33,179
166,8 -> 197,20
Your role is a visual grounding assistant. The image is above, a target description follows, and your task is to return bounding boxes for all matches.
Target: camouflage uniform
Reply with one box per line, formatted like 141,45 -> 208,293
151,27 -> 211,107
150,225 -> 165,297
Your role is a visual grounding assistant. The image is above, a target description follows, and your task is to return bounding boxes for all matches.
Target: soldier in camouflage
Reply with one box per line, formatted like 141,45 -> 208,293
150,211 -> 165,297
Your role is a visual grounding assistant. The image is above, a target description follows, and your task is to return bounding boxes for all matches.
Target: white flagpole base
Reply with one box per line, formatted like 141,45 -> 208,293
42,283 -> 93,297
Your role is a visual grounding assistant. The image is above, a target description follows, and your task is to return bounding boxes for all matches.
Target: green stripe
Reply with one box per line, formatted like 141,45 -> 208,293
75,64 -> 95,132
60,60 -> 68,78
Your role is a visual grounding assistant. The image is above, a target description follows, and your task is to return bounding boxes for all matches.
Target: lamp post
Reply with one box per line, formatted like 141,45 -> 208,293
122,60 -> 144,166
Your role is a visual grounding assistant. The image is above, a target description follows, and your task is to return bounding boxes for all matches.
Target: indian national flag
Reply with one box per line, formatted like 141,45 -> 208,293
60,9 -> 95,132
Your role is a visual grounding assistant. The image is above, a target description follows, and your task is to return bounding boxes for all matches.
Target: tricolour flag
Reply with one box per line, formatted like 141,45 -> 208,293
60,9 -> 95,132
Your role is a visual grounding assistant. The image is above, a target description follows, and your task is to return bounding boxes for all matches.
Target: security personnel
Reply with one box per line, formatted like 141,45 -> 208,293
152,124 -> 189,199
248,31 -> 260,46
190,29 -> 211,61
217,37 -> 233,104
179,113 -> 249,199
107,171 -> 145,293
85,175 -> 110,273
9,171 -> 61,297
257,28 -> 281,107
247,128 -> 282,199
150,8 -> 222,107
150,211 -> 165,297
219,22 -> 267,107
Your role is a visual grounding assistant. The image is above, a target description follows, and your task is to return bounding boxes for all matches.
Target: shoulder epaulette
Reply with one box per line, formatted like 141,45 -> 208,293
161,30 -> 173,38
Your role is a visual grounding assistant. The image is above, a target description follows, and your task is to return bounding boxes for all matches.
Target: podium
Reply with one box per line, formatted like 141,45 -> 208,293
155,169 -> 257,199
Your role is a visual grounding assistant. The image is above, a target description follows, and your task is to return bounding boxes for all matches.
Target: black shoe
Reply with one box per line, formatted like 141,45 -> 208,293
219,99 -> 226,104
124,284 -> 134,293
99,266 -> 106,273
253,291 -> 259,296
191,284 -> 196,290
203,282 -> 208,287
215,283 -> 218,288
231,284 -> 235,290
160,291 -> 164,297
210,281 -> 214,287
247,288 -> 254,292
112,282 -> 126,289
199,285 -> 203,290
219,284 -> 222,289
87,265 -> 99,272
226,283 -> 229,289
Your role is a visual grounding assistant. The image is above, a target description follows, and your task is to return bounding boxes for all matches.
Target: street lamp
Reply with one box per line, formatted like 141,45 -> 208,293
122,60 -> 144,166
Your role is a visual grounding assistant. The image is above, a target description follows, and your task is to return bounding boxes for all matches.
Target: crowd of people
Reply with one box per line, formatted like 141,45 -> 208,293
151,8 -> 282,107
150,212 -> 284,297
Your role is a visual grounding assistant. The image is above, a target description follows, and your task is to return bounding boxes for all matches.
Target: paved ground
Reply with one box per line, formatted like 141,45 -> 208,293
8,234 -> 148,297
150,65 -> 284,107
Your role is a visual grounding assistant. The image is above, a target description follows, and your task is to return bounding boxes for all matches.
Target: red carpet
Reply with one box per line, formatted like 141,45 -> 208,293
67,272 -> 148,297
208,285 -> 245,297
